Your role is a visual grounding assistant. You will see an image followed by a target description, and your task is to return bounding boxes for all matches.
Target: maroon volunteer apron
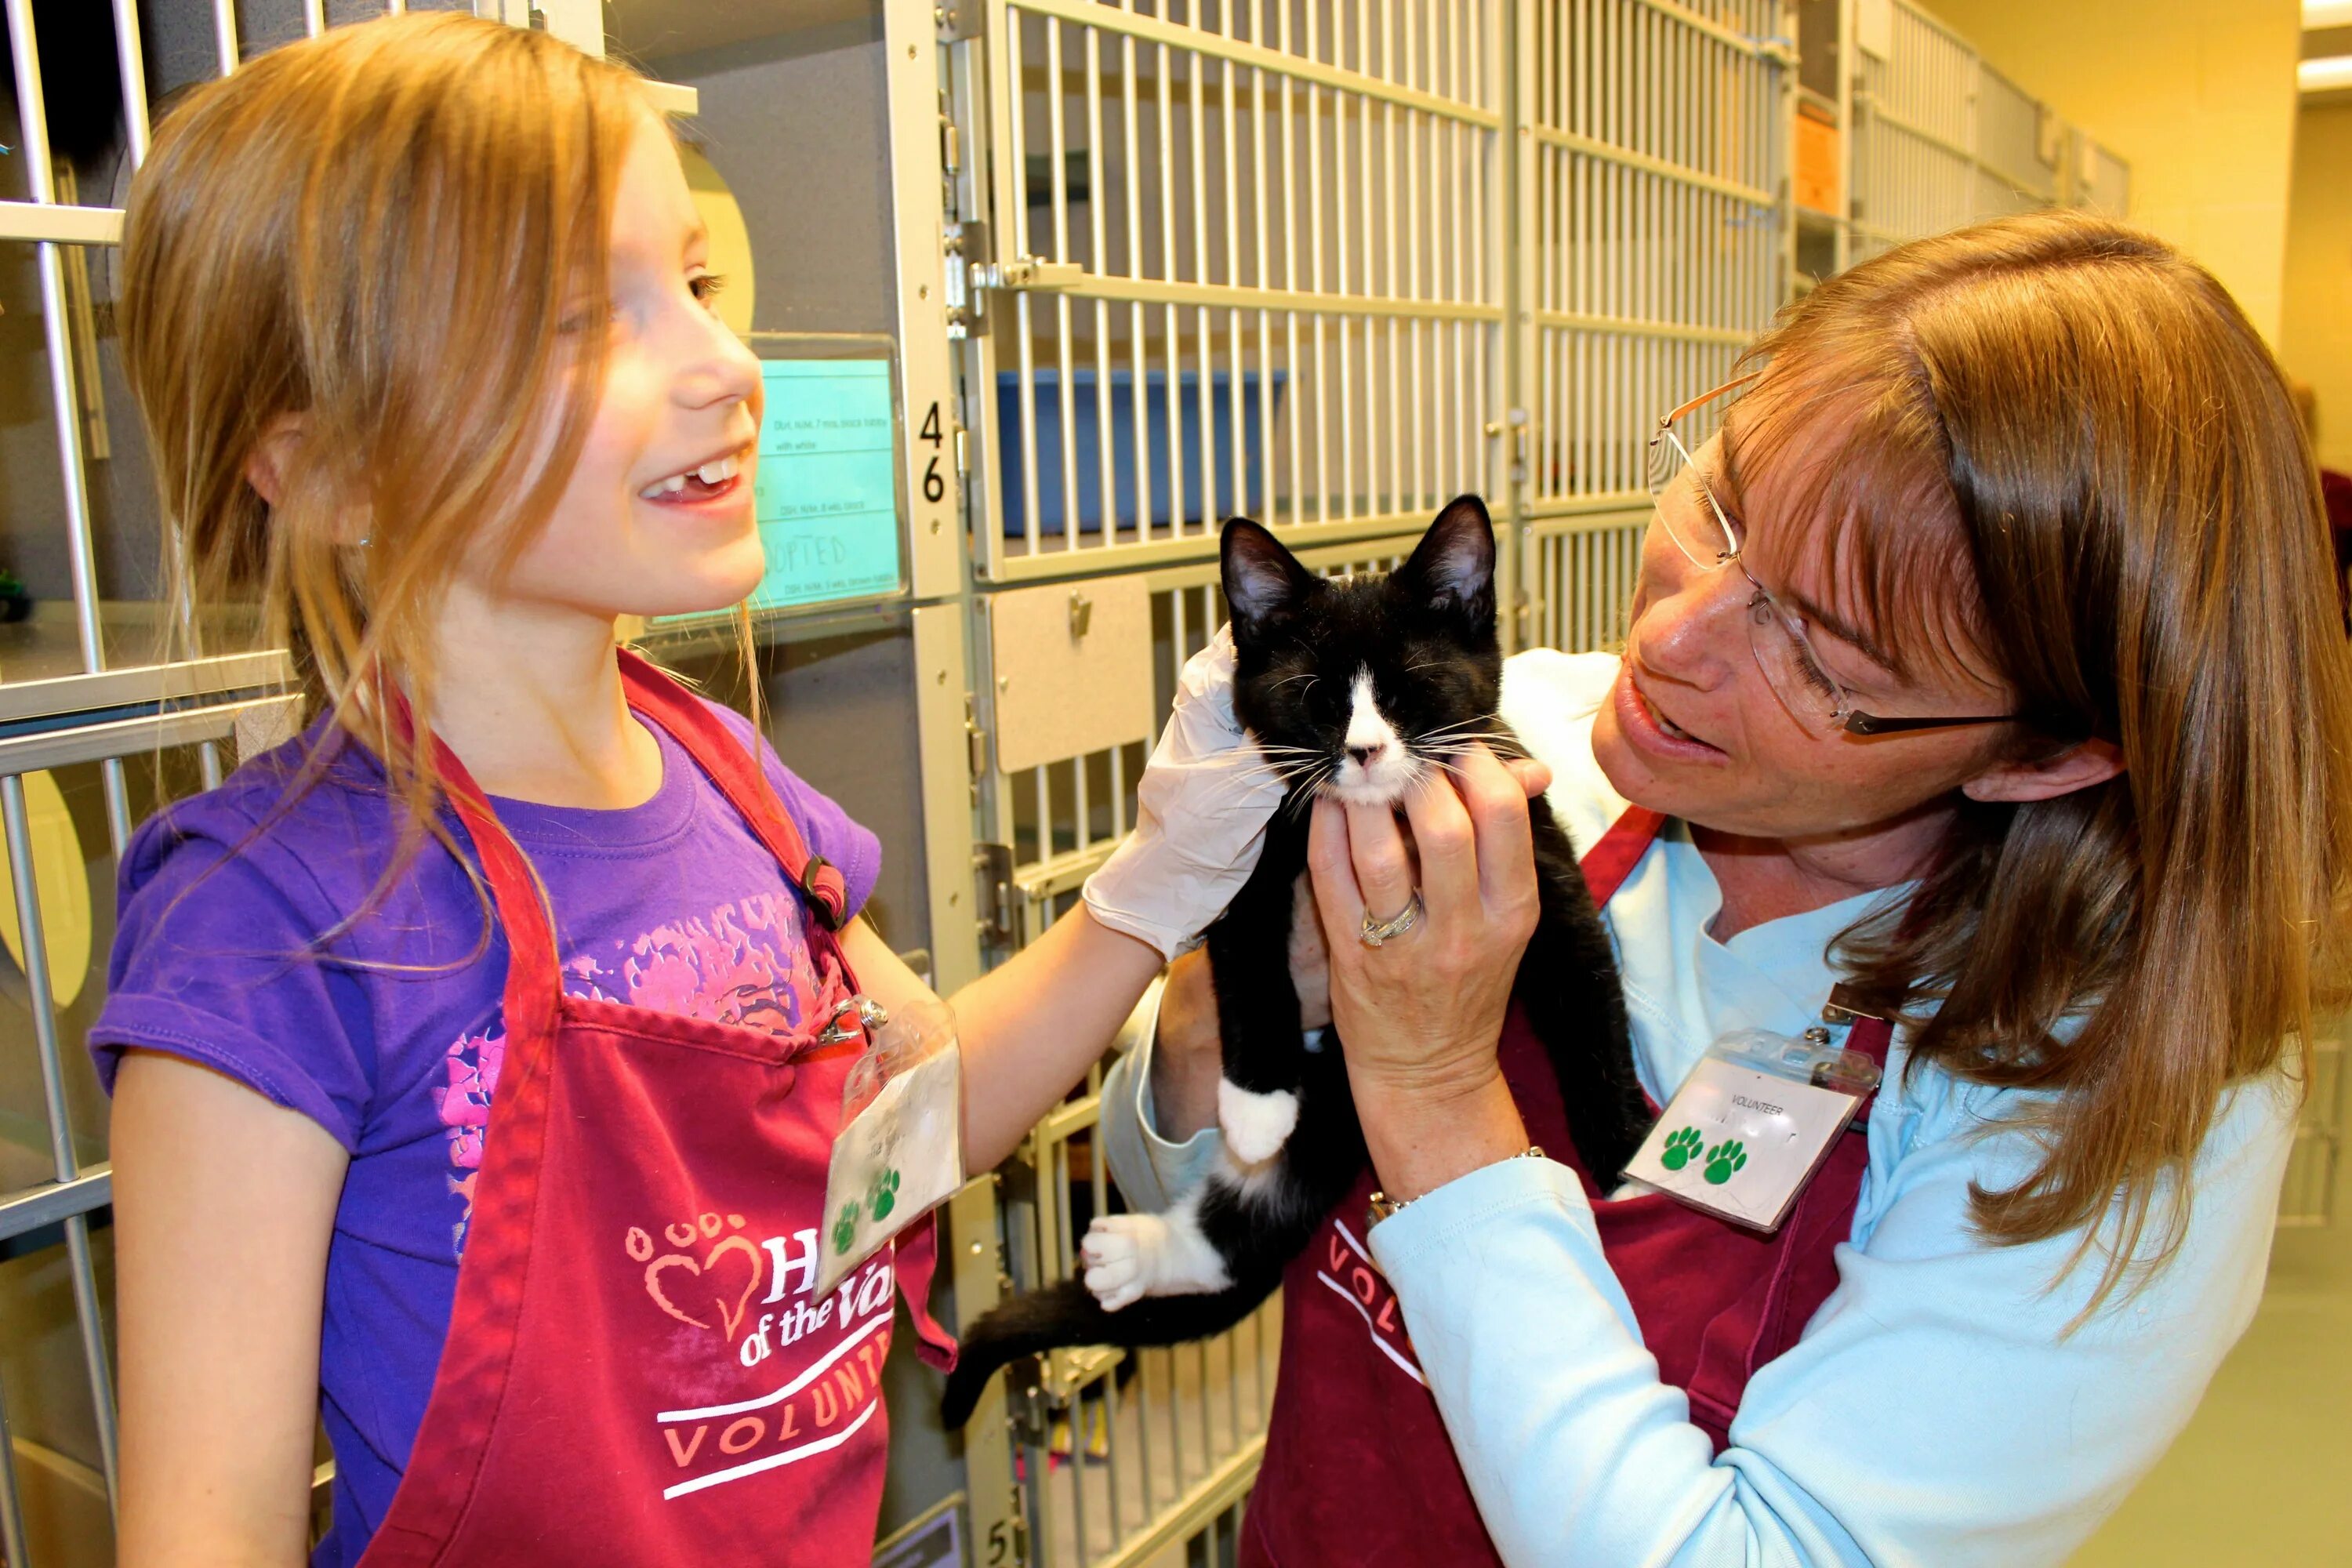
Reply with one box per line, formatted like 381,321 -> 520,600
358,651 -> 956,1566
1243,806 -> 1892,1567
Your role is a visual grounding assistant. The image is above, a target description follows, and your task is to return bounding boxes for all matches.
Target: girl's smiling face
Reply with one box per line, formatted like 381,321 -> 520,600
477,113 -> 768,624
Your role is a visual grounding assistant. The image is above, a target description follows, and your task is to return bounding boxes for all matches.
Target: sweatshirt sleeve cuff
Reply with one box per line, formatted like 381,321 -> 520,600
1366,1153 -> 1598,1276
1097,978 -> 1230,1213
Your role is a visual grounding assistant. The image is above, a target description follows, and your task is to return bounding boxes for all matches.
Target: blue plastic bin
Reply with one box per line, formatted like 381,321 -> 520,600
995,368 -> 1287,535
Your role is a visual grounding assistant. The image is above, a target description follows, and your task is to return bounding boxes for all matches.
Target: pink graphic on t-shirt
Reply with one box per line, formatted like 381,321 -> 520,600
430,1028 -> 505,1253
620,894 -> 832,1036
431,891 -> 837,1256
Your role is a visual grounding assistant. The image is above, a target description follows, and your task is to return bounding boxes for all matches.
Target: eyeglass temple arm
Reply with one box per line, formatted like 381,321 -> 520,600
1662,371 -> 1764,428
1839,712 -> 2027,736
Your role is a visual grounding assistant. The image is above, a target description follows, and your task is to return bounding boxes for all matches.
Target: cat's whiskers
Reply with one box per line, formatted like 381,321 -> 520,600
1286,759 -> 1340,817
1408,733 -> 1525,764
1413,712 -> 1506,740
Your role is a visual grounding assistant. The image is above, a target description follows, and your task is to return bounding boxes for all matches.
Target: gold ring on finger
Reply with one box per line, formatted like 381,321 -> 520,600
1358,890 -> 1425,949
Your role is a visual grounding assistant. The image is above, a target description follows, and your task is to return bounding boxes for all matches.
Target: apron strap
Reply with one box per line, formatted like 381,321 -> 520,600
615,650 -> 851,931
1577,804 -> 1669,906
383,697 -> 568,1047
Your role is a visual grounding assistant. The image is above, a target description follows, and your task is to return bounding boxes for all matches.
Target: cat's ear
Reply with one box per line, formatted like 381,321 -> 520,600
1221,517 -> 1319,643
1398,494 -> 1497,620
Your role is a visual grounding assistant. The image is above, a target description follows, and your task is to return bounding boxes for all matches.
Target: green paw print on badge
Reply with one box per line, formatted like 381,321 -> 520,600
1703,1139 -> 1748,1186
832,1202 -> 861,1256
1659,1127 -> 1704,1171
868,1167 -> 902,1223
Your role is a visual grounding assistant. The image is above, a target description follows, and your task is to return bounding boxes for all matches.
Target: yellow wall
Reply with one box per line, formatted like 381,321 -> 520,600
1925,0 -> 2304,345
2282,103 -> 2352,473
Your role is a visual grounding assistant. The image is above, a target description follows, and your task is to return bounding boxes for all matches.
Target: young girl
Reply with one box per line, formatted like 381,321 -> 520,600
97,16 -> 1276,1565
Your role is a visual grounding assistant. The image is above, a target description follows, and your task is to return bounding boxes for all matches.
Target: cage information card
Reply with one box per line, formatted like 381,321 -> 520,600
750,359 -> 904,610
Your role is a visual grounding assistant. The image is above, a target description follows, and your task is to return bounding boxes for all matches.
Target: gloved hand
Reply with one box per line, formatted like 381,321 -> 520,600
1083,626 -> 1288,960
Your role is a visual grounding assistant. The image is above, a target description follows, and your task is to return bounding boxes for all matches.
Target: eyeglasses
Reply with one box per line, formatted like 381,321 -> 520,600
1645,376 -> 2029,739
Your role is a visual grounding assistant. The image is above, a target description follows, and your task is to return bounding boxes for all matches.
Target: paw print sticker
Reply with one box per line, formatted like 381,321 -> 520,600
832,1201 -> 862,1256
1660,1127 -> 1704,1171
1703,1139 -> 1747,1186
868,1167 -> 902,1222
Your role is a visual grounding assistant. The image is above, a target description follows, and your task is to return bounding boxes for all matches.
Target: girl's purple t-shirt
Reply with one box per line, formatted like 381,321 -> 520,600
89,700 -> 878,1567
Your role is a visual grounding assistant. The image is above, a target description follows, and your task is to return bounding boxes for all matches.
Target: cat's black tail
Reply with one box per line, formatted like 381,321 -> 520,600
940,1275 -> 1279,1428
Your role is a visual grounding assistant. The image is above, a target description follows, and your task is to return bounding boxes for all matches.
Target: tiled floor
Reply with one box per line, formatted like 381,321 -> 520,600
2072,1112 -> 2352,1563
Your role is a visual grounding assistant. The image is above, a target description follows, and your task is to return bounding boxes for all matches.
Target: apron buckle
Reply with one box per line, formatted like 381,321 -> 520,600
815,994 -> 890,1046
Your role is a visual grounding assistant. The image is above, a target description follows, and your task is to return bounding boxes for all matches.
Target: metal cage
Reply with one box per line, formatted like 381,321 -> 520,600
956,0 -> 1511,584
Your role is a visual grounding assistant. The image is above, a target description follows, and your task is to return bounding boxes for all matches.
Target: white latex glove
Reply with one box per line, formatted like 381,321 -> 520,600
1083,626 -> 1289,960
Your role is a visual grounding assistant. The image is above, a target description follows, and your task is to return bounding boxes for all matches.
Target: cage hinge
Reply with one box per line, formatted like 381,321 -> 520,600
945,220 -> 986,334
935,0 -> 982,42
973,842 -> 1014,946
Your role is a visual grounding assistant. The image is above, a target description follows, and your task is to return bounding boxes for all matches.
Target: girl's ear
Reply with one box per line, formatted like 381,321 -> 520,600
247,416 -> 372,547
243,414 -> 309,509
1960,736 -> 2125,804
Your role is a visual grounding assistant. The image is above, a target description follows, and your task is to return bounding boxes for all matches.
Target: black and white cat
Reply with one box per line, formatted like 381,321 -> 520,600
939,496 -> 1648,1428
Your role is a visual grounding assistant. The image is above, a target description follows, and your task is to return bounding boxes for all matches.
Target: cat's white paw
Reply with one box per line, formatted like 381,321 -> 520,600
1218,1080 -> 1299,1164
1080,1214 -> 1163,1312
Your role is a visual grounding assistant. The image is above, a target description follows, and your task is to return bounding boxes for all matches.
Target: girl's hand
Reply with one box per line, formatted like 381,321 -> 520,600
1083,627 -> 1290,960
1307,745 -> 1545,1200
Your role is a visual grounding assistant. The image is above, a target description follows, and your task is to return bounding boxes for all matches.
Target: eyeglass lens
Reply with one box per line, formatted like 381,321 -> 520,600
1744,592 -> 1846,731
1646,430 -> 1737,569
1648,426 -> 1849,733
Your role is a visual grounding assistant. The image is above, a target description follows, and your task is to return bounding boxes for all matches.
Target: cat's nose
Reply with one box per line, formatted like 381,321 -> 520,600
1347,742 -> 1386,767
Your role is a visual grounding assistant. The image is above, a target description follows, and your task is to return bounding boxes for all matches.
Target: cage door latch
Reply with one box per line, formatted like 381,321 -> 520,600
973,842 -> 1015,947
972,254 -> 1083,293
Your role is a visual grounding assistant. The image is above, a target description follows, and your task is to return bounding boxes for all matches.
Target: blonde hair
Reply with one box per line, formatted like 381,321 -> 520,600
1733,212 -> 2352,1306
119,13 -> 651,870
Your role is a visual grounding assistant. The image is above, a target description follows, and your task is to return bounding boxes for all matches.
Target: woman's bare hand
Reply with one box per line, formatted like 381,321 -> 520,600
1284,756 -> 1548,1036
1306,746 -> 1545,1102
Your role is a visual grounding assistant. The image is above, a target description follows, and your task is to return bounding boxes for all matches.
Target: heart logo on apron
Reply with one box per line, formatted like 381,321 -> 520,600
643,1233 -> 765,1340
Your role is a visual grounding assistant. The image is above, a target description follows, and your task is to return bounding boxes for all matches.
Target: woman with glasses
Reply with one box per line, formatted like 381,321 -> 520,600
1091,210 -> 2352,1565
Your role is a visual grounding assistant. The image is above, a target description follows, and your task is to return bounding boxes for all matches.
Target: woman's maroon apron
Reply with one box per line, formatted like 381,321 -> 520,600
358,652 -> 956,1566
1243,806 -> 1892,1567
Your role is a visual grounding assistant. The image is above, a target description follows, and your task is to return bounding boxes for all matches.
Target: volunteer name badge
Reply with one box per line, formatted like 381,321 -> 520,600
816,996 -> 964,1298
1623,1027 -> 1878,1235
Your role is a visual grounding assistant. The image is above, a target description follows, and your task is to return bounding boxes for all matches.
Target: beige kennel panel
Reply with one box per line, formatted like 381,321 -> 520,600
1846,0 -> 1976,263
